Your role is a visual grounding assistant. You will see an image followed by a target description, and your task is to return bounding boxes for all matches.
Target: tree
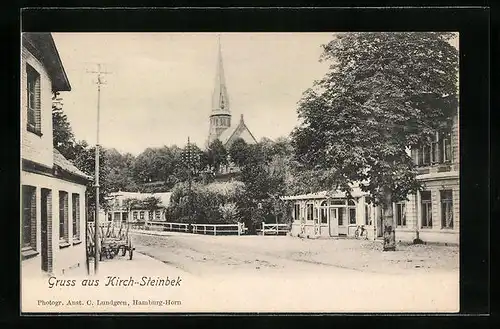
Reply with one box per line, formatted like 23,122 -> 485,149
73,140 -> 110,215
52,92 -> 77,160
207,139 -> 228,173
228,138 -> 249,168
291,32 -> 458,251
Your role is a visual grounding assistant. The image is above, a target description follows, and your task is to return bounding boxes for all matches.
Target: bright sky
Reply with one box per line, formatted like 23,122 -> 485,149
52,33 -> 334,155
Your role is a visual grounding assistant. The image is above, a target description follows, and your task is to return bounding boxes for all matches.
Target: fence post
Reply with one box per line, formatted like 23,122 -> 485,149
262,222 -> 265,236
204,225 -> 207,235
238,222 -> 241,236
214,225 -> 217,236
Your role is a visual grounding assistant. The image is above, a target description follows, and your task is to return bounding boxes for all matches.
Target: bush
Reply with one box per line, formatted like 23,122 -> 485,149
168,181 -> 247,224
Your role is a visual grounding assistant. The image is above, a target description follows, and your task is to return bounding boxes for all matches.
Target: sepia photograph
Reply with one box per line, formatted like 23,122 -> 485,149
20,31 -> 460,313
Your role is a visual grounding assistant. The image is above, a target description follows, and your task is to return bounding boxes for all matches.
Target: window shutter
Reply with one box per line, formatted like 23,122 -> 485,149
64,193 -> 69,240
30,188 -> 37,249
35,75 -> 41,132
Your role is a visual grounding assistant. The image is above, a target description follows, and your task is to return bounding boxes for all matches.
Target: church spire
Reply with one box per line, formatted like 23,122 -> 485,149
212,34 -> 230,114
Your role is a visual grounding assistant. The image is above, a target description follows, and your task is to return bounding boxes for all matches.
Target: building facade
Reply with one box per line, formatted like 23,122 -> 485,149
21,33 -> 92,278
283,112 -> 459,245
282,187 -> 379,240
106,191 -> 172,225
402,112 -> 460,244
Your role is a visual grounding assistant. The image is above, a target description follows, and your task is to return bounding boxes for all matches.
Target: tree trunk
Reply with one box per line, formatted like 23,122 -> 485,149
382,187 -> 396,251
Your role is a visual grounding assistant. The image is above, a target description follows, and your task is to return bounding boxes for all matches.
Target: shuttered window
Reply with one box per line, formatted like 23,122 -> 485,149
26,64 -> 41,134
59,191 -> 69,242
22,185 -> 37,249
72,194 -> 80,240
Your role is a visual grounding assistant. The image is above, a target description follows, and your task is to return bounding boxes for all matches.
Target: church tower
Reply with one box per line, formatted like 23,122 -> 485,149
207,35 -> 231,146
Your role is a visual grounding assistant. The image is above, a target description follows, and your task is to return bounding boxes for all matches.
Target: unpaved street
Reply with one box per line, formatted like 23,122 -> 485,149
129,231 -> 459,312
131,231 -> 459,276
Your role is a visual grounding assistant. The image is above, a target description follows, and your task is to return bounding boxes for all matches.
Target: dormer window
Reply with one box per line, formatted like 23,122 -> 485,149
26,64 -> 41,135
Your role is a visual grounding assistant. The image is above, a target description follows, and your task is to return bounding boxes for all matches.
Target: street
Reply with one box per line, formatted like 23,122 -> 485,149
129,231 -> 460,312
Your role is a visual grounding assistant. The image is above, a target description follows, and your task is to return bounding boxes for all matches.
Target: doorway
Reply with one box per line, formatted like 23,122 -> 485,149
329,208 -> 338,236
40,188 -> 52,273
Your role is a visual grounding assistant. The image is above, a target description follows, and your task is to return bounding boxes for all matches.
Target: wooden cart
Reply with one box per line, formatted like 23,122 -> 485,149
87,218 -> 134,261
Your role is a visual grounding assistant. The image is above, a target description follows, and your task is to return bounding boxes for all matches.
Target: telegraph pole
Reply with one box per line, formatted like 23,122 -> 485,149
87,64 -> 111,274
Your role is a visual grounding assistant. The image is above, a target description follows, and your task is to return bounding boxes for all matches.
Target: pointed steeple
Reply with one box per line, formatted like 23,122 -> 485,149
212,34 -> 230,114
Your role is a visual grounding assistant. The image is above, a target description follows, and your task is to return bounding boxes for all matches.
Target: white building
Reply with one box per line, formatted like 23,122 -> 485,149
106,191 -> 172,224
21,33 -> 92,278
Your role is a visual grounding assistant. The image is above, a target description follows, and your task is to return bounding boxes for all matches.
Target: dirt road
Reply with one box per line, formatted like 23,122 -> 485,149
129,231 -> 459,312
131,231 -> 459,276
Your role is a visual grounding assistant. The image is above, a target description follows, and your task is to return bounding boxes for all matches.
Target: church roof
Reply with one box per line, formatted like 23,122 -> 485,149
218,114 -> 257,147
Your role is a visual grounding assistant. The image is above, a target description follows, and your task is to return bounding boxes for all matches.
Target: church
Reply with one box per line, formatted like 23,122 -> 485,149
206,37 -> 257,149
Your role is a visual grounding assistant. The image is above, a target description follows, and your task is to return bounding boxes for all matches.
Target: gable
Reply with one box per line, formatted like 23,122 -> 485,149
225,122 -> 257,147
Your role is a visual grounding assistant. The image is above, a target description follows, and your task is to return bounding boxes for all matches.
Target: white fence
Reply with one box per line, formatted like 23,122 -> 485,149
134,221 -> 246,236
192,223 -> 246,236
259,222 -> 289,236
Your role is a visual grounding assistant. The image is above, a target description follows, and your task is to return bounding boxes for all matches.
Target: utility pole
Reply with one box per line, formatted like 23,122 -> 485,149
87,63 -> 111,274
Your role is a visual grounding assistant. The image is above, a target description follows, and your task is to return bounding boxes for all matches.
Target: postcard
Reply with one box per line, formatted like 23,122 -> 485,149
20,31 -> 460,313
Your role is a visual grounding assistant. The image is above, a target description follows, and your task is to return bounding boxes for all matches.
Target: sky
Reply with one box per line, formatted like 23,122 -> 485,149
52,33 -> 334,155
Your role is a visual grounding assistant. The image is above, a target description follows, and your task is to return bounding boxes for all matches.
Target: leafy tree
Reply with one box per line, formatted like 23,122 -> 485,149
291,32 -> 458,251
105,148 -> 137,192
207,139 -> 228,173
228,138 -> 249,167
142,196 -> 162,212
52,92 -> 77,160
73,140 -> 110,216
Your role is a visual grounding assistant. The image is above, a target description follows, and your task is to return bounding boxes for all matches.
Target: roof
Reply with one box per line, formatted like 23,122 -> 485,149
218,125 -> 237,144
109,191 -> 173,208
53,149 -> 92,180
280,186 -> 367,201
22,33 -> 71,92
218,114 -> 257,146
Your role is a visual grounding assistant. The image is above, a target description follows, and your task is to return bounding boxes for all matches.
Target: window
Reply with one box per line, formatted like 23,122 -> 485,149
59,191 -> 69,242
140,211 -> 145,220
320,201 -> 328,224
26,64 -> 41,133
306,204 -> 313,221
149,211 -> 153,221
349,208 -> 356,225
122,213 -> 128,222
107,213 -> 112,221
441,190 -> 454,229
114,212 -> 120,221
416,147 -> 423,166
395,202 -> 406,227
422,145 -> 431,165
442,133 -> 452,163
365,205 -> 372,225
133,211 -> 138,220
421,191 -> 432,228
294,204 -> 300,222
155,210 -> 161,220
431,133 -> 439,164
338,208 -> 344,226
72,194 -> 80,240
22,186 -> 36,249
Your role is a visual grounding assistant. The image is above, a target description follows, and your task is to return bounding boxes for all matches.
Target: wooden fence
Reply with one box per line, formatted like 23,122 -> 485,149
132,221 -> 246,236
258,222 -> 289,236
